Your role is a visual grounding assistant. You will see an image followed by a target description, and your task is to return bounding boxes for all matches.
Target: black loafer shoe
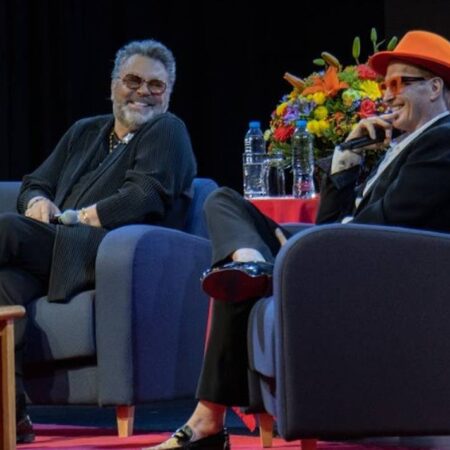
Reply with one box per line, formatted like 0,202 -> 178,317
16,415 -> 35,443
143,425 -> 230,449
201,261 -> 273,302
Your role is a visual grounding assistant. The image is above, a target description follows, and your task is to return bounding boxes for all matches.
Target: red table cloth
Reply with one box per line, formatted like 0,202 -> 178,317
249,196 -> 319,223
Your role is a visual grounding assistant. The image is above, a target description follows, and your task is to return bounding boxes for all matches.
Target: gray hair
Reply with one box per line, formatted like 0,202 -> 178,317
112,39 -> 176,91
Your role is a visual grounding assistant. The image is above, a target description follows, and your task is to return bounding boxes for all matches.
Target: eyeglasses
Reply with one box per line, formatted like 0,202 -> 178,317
380,76 -> 427,95
118,74 -> 167,95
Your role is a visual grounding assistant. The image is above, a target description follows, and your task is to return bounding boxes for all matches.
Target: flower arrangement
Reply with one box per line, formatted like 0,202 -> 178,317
264,30 -> 398,161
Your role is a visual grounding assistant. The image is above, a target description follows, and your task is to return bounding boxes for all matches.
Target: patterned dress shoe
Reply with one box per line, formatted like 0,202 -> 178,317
16,415 -> 35,443
201,261 -> 274,302
142,425 -> 230,449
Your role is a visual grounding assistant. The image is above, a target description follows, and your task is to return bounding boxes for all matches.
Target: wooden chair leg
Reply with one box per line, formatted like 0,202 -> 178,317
301,439 -> 318,450
116,405 -> 135,437
258,413 -> 274,448
1,306 -> 25,450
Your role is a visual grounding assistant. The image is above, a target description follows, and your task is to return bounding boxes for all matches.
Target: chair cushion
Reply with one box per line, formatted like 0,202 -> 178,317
25,365 -> 98,404
25,290 -> 96,363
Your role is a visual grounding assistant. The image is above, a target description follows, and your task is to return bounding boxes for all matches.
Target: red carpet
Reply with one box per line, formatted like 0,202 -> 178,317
16,424 -> 420,450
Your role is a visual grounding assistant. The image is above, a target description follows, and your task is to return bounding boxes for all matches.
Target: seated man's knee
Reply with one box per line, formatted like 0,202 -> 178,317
0,212 -> 26,236
204,187 -> 242,217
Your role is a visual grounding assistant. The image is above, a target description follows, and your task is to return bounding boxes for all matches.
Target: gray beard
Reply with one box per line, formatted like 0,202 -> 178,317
115,103 -> 166,129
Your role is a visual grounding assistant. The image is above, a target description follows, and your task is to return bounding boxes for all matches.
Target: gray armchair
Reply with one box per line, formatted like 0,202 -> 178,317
248,223 -> 450,448
0,178 -> 217,436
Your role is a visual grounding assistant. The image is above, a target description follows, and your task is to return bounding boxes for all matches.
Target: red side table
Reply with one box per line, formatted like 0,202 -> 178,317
249,196 -> 320,223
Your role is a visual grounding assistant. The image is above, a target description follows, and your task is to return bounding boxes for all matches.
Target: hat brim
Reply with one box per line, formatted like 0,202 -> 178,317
369,51 -> 450,86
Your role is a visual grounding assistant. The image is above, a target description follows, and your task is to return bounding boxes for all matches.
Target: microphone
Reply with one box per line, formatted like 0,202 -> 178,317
337,128 -> 386,151
51,209 -> 80,225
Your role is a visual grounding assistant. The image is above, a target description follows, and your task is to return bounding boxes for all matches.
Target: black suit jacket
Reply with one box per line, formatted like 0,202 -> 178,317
17,112 -> 196,300
317,115 -> 450,233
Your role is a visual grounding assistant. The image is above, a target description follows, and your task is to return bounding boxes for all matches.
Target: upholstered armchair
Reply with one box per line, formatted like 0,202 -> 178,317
0,178 -> 217,437
248,223 -> 450,448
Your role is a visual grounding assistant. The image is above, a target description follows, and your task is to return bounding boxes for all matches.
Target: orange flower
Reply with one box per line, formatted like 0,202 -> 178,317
302,66 -> 348,97
334,111 -> 345,123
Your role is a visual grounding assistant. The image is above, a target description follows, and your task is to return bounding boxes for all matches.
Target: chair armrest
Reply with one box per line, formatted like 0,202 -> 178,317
94,224 -> 211,404
274,223 -> 450,438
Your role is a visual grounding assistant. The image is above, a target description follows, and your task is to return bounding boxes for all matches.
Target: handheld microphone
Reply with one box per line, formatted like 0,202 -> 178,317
337,128 -> 386,151
51,209 -> 80,225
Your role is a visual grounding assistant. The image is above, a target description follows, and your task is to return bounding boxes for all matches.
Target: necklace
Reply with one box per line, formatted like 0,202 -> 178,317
108,129 -> 135,153
109,130 -> 121,153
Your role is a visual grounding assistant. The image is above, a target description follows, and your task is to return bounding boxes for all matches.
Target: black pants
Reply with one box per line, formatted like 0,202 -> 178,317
196,187 -> 290,406
0,213 -> 56,413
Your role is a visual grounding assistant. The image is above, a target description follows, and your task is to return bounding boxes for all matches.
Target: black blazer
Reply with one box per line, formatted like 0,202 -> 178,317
317,115 -> 450,233
17,112 -> 197,300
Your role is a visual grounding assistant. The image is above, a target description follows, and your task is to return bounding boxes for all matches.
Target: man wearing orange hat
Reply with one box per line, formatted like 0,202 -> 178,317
145,30 -> 450,450
321,30 -> 450,225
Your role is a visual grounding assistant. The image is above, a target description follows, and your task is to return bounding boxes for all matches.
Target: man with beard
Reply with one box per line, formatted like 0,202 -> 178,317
4,39 -> 196,443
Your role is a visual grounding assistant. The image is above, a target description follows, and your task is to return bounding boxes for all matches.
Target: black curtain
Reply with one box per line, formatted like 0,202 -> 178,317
1,0 -> 446,192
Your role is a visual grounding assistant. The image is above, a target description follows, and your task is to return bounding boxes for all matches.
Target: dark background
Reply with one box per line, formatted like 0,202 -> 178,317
1,0 -> 449,192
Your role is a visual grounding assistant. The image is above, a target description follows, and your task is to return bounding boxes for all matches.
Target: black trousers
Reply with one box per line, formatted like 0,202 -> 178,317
196,187 -> 290,406
0,213 -> 56,411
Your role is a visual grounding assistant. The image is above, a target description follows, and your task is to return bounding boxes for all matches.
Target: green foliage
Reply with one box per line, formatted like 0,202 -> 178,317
338,68 -> 359,84
370,27 -> 378,45
387,36 -> 399,50
353,28 -> 399,59
352,36 -> 361,64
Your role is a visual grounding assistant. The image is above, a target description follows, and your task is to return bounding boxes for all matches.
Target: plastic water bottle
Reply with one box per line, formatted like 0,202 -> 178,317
243,121 -> 266,198
291,119 -> 315,198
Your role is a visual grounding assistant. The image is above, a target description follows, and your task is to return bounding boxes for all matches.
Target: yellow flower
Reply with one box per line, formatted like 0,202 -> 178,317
318,120 -> 330,133
306,92 -> 326,105
276,102 -> 288,116
314,106 -> 328,120
312,92 -> 326,105
307,119 -> 330,137
306,120 -> 320,136
359,80 -> 382,100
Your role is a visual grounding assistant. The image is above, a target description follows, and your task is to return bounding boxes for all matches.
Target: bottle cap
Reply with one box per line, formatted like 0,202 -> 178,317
295,119 -> 306,130
296,119 -> 307,130
249,121 -> 261,128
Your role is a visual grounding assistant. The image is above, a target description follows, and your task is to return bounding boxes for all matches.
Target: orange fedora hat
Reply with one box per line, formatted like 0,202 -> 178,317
369,30 -> 450,86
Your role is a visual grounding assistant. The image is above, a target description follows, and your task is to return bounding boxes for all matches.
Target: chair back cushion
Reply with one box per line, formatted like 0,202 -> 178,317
184,178 -> 218,237
0,181 -> 21,212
